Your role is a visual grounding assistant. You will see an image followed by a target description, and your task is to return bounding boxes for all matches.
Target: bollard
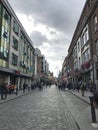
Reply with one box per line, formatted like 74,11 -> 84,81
89,96 -> 97,123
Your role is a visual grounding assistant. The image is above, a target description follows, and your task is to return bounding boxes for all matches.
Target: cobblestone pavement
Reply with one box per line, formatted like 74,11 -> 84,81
0,86 -> 88,130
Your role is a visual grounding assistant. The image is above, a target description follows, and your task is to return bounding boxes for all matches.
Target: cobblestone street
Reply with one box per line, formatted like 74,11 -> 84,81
0,86 -> 88,130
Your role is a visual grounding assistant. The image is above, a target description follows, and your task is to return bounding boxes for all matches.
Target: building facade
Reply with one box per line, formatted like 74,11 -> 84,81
63,0 -> 98,88
34,48 -> 49,81
0,0 -> 35,89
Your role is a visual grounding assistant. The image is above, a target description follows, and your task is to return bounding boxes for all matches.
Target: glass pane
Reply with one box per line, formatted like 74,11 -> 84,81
1,46 -> 3,52
0,59 -> 3,66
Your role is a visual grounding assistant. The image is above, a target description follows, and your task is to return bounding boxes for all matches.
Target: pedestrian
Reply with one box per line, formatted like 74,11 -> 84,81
28,83 -> 31,91
14,84 -> 18,95
80,81 -> 86,96
93,91 -> 98,109
77,81 -> 80,92
38,82 -> 43,91
1,83 -> 8,100
77,80 -> 82,92
23,83 -> 26,93
89,80 -> 96,93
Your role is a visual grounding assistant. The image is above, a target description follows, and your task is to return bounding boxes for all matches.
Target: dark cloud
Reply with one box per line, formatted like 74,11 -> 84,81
39,39 -> 68,61
8,0 -> 86,35
8,0 -> 86,76
30,31 -> 48,46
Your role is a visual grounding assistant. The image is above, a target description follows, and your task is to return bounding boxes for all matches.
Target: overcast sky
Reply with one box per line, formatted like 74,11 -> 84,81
8,0 -> 86,76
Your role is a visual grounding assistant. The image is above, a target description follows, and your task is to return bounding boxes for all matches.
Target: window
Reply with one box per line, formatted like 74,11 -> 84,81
13,20 -> 19,35
82,49 -> 90,63
2,26 -> 10,43
3,10 -> 10,25
96,40 -> 98,55
86,49 -> 90,60
0,3 -> 1,20
0,46 -> 9,61
74,61 -> 78,70
93,15 -> 98,32
13,36 -> 18,50
77,41 -> 80,52
20,32 -> 24,40
12,53 -> 18,66
78,57 -> 81,68
81,25 -> 89,47
73,45 -> 77,58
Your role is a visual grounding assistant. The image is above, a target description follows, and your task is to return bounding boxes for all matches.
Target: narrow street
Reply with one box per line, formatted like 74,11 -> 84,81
0,86 -> 89,130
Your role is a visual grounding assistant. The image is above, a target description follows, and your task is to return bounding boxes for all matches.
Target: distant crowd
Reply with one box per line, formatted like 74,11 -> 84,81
0,80 -> 52,100
55,79 -> 97,96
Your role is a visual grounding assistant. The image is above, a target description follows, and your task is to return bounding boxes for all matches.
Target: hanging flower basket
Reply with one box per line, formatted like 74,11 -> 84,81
81,61 -> 90,69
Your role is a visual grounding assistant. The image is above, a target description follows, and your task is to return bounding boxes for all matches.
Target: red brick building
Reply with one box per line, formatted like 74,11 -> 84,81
63,0 -> 98,87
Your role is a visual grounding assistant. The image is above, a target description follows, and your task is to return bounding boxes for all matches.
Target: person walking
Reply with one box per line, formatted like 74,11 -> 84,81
23,83 -> 26,93
80,81 -> 86,96
77,81 -> 80,92
1,83 -> 8,100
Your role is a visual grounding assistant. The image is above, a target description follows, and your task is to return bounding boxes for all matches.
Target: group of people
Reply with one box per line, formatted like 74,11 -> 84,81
55,80 -> 72,91
56,79 -> 97,97
76,80 -> 97,96
23,81 -> 45,93
0,83 -> 18,100
56,79 -> 98,110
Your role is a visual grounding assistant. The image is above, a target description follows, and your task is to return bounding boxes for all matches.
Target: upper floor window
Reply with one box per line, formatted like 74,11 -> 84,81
88,0 -> 94,7
73,45 -> 77,58
13,20 -> 19,35
77,40 -> 80,52
82,49 -> 90,63
2,26 -> 10,43
12,53 -> 18,66
81,25 -> 89,47
78,57 -> 81,68
0,46 -> 9,61
96,40 -> 98,55
20,32 -> 24,40
74,60 -> 78,70
93,15 -> 98,32
0,3 -> 1,20
12,36 -> 18,51
3,9 -> 11,25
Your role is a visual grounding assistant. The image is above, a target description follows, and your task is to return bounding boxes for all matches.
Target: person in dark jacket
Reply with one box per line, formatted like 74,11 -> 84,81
1,83 -> 8,100
23,83 -> 26,93
93,91 -> 98,109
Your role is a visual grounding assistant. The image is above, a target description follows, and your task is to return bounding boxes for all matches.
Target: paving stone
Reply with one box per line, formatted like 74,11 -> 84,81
0,86 -> 81,130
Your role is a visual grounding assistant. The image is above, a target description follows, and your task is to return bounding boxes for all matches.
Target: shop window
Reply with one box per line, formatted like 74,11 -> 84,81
12,53 -> 18,66
13,36 -> 18,50
13,20 -> 19,35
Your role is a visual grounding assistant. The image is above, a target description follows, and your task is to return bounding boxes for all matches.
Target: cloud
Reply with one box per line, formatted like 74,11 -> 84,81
30,31 -> 48,46
8,0 -> 86,35
8,0 -> 86,76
